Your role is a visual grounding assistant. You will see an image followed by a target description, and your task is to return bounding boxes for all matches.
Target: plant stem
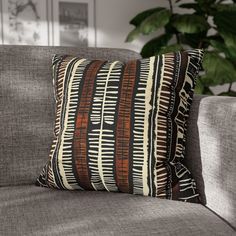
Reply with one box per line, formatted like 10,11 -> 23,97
168,0 -> 180,44
228,82 -> 232,92
168,0 -> 173,13
198,41 -> 203,49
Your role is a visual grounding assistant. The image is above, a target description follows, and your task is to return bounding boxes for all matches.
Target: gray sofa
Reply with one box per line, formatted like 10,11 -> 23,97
0,45 -> 235,236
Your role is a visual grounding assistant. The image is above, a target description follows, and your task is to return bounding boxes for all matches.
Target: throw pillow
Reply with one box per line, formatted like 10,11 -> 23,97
36,49 -> 204,202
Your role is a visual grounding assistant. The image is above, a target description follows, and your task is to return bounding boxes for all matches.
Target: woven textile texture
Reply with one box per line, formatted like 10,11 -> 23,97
1,185 -> 235,236
37,49 -> 204,202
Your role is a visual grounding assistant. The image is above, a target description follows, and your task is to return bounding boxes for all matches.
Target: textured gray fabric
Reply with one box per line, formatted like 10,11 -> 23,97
0,185 -> 235,236
0,45 -> 141,187
185,95 -> 236,229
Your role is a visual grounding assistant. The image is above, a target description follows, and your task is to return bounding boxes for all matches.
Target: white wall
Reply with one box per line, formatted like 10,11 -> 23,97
95,0 -> 167,52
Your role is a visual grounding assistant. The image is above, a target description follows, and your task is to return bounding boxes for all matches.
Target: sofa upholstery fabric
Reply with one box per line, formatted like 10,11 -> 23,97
0,185 -> 235,236
185,95 -> 236,228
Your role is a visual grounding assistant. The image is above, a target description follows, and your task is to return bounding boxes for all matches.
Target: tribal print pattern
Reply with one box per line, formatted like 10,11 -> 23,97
37,49 -> 204,202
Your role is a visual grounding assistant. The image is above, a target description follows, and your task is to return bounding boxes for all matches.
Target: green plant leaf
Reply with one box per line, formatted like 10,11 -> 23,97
173,14 -> 209,34
202,52 -> 236,86
129,7 -> 165,26
210,39 -> 227,54
181,32 -> 208,48
158,44 -> 183,54
227,46 -> 236,60
195,0 -> 217,13
218,30 -> 236,48
213,3 -> 236,12
179,3 -> 202,12
214,10 -> 236,35
196,77 -> 214,95
210,39 -> 236,60
196,0 -> 217,6
195,79 -> 205,94
125,27 -> 141,42
218,90 -> 236,96
139,9 -> 171,35
203,87 -> 214,95
164,21 -> 179,35
141,34 -> 173,58
215,30 -> 236,63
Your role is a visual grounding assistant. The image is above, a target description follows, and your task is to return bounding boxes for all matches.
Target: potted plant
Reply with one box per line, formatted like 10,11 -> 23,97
126,0 -> 236,96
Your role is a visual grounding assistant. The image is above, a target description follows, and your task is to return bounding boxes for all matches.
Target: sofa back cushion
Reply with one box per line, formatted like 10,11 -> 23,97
0,45 -> 140,187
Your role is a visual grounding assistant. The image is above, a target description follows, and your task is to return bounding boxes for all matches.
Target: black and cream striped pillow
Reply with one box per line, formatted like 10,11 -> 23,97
37,49 -> 204,202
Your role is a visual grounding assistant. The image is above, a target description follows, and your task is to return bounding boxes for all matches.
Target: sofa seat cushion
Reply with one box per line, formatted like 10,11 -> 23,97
0,185 -> 234,236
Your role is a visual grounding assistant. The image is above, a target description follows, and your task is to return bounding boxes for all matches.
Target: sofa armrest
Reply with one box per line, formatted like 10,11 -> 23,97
185,95 -> 236,229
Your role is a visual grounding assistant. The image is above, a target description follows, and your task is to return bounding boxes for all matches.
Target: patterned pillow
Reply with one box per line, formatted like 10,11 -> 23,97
36,49 -> 204,202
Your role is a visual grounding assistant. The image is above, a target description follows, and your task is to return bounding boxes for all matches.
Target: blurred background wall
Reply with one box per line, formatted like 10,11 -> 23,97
95,0 -> 165,52
0,0 -> 164,52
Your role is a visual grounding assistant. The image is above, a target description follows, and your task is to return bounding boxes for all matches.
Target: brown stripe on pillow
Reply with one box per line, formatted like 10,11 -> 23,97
73,60 -> 106,190
115,60 -> 137,194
